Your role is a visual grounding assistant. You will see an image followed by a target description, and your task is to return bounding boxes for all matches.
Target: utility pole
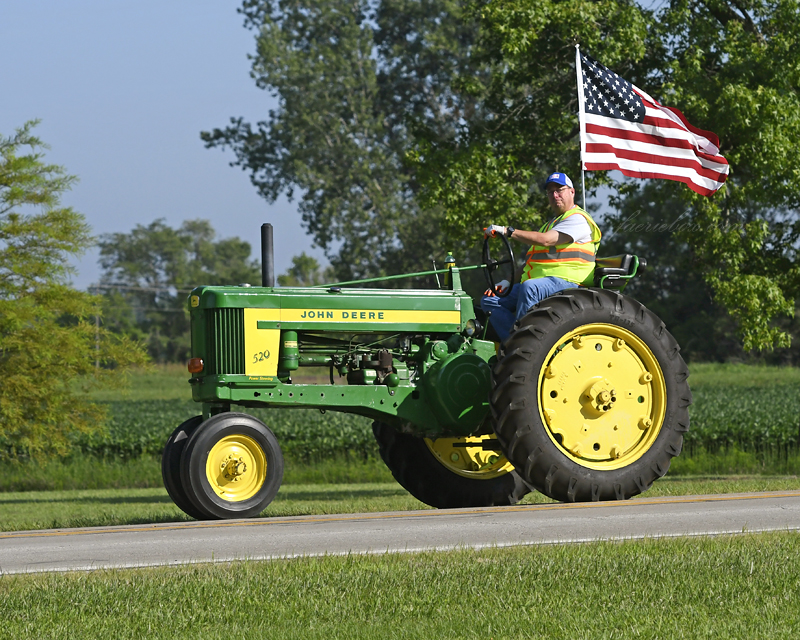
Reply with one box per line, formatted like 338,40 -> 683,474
90,284 -> 100,371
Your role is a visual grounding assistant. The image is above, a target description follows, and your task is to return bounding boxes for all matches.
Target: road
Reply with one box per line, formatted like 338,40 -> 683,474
1,491 -> 799,574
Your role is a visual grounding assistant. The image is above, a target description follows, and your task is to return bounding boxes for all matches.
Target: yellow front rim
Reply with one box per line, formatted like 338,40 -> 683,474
424,436 -> 514,479
538,323 -> 666,471
205,434 -> 268,502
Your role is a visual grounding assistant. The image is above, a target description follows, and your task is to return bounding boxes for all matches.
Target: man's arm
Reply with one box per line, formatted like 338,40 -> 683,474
509,228 -> 574,247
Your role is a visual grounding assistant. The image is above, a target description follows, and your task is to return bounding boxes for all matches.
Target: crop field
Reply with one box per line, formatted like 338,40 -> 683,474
66,362 -> 800,462
74,400 -> 380,462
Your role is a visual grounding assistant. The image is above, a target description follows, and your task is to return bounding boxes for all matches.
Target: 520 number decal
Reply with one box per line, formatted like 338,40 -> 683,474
252,350 -> 271,364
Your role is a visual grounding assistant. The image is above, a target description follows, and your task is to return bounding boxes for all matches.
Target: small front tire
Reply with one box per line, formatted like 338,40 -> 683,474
180,412 -> 284,519
162,416 -> 208,520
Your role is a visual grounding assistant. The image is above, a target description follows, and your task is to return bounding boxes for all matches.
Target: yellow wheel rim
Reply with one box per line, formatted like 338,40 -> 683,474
538,323 -> 666,471
205,435 -> 267,502
424,436 -> 514,479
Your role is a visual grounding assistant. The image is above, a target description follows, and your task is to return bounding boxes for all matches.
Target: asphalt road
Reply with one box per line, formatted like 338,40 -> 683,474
2,491 -> 799,575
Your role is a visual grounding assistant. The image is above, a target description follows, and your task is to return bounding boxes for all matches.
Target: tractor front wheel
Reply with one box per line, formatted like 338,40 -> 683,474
162,416 -> 207,520
491,288 -> 691,502
180,412 -> 284,519
372,421 -> 530,509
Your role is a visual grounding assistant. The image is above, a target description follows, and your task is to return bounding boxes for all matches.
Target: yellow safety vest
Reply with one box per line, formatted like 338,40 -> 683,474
521,207 -> 602,286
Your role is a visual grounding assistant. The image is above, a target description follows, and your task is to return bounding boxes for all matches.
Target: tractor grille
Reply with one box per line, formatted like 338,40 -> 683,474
205,308 -> 245,375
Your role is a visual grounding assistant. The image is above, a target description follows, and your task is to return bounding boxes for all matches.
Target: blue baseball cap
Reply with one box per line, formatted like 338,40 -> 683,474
544,172 -> 574,189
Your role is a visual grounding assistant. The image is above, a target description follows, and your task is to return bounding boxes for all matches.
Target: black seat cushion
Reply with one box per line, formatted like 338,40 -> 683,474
593,254 -> 645,288
595,254 -> 633,273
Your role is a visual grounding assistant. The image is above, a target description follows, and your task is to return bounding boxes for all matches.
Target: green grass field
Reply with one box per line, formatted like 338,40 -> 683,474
2,532 -> 799,638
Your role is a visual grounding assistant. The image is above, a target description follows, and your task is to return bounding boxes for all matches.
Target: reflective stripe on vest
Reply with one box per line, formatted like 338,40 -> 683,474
521,207 -> 602,286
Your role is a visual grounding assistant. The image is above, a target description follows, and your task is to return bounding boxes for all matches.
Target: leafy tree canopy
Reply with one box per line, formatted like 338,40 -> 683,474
0,122 -> 147,460
654,0 -> 800,351
412,0 -> 800,351
207,0 -> 800,352
202,0 -> 479,282
277,252 -> 334,286
97,219 -> 260,362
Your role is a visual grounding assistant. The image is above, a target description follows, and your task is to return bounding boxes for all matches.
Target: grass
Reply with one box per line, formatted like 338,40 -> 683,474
85,364 -> 190,401
83,364 -> 333,402
688,362 -> 800,387
88,361 -> 800,400
0,456 -> 395,493
2,532 -> 799,638
7,363 -> 795,637
2,476 -> 799,533
3,445 -> 800,494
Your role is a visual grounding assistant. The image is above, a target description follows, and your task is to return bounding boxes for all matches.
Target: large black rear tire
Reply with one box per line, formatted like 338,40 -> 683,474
372,421 -> 530,509
491,288 -> 691,502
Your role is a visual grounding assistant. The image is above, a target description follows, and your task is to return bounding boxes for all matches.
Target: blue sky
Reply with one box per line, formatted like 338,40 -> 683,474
1,0 -> 320,289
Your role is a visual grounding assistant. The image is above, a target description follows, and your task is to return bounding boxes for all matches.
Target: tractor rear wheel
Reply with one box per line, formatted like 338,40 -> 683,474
162,416 -> 208,520
372,421 -> 530,509
180,412 -> 284,519
491,288 -> 691,502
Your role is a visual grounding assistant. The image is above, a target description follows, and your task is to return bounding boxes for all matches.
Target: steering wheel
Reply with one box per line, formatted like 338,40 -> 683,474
482,233 -> 516,298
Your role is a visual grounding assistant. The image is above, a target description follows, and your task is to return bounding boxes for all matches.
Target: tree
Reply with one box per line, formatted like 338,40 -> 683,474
277,252 -> 334,286
599,185 -> 747,363
408,0 -> 653,235
410,0 -> 800,352
0,122 -> 147,460
209,0 -> 800,354
97,219 -> 260,362
202,0 -> 482,282
647,0 -> 800,351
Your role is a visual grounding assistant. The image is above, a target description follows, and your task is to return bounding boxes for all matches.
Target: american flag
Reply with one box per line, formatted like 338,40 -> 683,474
577,49 -> 729,196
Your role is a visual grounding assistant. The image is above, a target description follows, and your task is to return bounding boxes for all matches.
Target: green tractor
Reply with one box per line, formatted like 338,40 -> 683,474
162,224 -> 691,519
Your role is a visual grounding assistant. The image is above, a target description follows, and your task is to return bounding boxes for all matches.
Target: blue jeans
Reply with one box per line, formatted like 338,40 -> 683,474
480,276 -> 579,343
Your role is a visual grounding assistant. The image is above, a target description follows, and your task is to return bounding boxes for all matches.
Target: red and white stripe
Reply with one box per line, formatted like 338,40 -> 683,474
578,60 -> 729,196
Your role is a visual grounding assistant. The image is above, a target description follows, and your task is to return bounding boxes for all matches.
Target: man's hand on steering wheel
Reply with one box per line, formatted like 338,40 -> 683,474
484,279 -> 510,297
483,224 -> 507,238
482,225 -> 516,298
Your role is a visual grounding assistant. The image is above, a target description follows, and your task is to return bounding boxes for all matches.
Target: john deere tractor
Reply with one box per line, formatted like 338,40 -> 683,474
162,224 -> 691,520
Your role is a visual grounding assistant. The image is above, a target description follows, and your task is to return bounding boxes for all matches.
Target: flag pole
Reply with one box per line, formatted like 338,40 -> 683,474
575,44 -> 587,210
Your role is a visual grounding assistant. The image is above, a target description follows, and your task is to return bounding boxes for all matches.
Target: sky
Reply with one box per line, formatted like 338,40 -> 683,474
1,0 -> 322,290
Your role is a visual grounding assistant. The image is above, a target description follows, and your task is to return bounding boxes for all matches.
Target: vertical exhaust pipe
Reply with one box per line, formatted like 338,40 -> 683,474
261,223 -> 274,287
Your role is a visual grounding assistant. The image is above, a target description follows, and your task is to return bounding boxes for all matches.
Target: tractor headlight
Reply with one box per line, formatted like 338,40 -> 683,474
188,358 -> 204,374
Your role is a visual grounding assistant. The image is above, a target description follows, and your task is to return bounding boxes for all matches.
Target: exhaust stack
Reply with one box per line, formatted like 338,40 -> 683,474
261,223 -> 274,287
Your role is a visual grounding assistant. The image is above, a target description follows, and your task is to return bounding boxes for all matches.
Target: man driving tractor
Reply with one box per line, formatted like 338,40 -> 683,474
481,171 -> 602,342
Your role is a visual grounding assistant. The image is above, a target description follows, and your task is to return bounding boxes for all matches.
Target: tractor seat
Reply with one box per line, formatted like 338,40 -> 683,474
593,254 -> 646,289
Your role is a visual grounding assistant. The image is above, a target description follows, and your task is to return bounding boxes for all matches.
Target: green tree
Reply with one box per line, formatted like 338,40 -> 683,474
97,219 -> 260,362
202,0 -> 481,282
647,0 -> 800,351
209,0 -> 800,353
410,0 -> 800,352
0,122 -> 147,460
277,252 -> 334,286
408,0 -> 653,235
599,186 -> 746,363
